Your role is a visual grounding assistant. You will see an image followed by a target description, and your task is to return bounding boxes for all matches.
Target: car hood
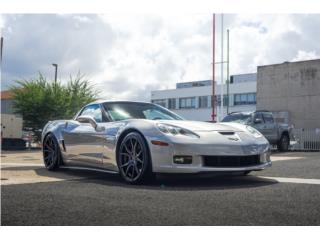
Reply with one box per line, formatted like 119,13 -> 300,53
155,120 -> 244,132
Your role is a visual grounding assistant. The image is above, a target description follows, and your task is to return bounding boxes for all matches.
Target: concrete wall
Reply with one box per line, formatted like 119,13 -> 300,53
257,59 -> 320,128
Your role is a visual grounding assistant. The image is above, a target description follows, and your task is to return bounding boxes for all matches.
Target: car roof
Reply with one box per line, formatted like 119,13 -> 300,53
228,111 -> 254,115
228,110 -> 271,115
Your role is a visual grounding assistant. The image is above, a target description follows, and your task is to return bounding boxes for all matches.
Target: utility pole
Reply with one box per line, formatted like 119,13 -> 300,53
52,63 -> 58,85
211,14 -> 216,122
226,29 -> 230,115
0,36 -> 3,63
220,14 -> 224,121
1,34 -> 3,83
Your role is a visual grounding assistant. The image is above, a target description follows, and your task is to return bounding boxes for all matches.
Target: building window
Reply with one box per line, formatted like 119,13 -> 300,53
199,96 -> 209,108
234,93 -> 256,105
152,99 -> 166,108
247,93 -> 256,104
179,97 -> 196,109
216,95 -> 229,106
168,98 -> 176,109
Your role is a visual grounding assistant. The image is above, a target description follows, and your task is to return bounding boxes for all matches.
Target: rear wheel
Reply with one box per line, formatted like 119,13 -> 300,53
117,132 -> 153,184
278,134 -> 289,152
43,133 -> 61,170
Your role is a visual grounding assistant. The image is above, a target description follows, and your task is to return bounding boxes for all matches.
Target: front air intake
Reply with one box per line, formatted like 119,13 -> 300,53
203,155 -> 260,167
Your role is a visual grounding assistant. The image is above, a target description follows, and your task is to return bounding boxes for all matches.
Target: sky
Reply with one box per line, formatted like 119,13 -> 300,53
1,14 -> 320,101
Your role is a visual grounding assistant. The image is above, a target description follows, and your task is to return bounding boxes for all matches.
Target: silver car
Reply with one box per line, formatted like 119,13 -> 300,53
42,100 -> 271,184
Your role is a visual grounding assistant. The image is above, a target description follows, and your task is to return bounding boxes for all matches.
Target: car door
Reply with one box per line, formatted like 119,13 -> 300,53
63,104 -> 106,167
262,112 -> 278,143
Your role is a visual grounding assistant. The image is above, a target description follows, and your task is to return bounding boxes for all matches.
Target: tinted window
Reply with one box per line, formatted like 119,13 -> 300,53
179,97 -> 196,109
103,102 -> 183,121
254,113 -> 264,123
168,98 -> 176,109
80,104 -> 103,123
199,96 -> 209,108
234,93 -> 256,105
151,99 -> 166,108
262,112 -> 274,124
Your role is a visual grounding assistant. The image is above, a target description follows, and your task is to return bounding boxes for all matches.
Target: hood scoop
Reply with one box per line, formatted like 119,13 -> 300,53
156,120 -> 243,132
218,131 -> 235,135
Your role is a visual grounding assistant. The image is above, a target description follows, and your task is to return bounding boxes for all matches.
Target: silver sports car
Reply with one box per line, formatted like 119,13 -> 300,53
42,100 -> 271,183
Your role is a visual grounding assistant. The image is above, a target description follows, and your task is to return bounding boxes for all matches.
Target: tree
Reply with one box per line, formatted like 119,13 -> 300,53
11,72 -> 99,131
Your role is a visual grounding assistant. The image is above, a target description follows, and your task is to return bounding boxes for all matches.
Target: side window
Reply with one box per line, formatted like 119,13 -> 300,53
80,104 -> 103,123
254,113 -> 264,123
262,113 -> 274,124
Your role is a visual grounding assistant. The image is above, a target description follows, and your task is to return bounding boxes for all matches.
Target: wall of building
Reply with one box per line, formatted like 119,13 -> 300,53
151,78 -> 257,122
257,59 -> 320,128
1,99 -> 15,114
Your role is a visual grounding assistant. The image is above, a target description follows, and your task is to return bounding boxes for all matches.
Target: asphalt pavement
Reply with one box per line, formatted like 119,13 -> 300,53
1,151 -> 320,225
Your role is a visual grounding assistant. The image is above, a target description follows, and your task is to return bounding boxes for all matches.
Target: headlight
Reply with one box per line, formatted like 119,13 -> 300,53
246,125 -> 263,138
156,123 -> 200,138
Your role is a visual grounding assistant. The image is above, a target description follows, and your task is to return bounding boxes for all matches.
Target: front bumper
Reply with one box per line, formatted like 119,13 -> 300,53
149,139 -> 271,173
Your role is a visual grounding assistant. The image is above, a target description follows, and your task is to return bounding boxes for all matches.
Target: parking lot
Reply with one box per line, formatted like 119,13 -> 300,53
1,150 -> 320,225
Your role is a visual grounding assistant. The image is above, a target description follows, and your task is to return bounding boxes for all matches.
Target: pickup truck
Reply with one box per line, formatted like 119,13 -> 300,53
222,110 -> 291,151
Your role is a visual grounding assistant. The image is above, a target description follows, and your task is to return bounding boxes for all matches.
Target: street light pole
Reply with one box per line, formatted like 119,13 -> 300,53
220,14 -> 224,121
0,36 -> 3,63
1,33 -> 3,83
226,29 -> 230,115
52,63 -> 58,85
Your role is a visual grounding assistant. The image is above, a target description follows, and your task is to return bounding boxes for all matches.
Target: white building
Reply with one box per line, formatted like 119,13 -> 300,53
151,73 -> 257,121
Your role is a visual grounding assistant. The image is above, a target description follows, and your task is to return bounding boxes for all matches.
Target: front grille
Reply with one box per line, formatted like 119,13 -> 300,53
203,155 -> 260,168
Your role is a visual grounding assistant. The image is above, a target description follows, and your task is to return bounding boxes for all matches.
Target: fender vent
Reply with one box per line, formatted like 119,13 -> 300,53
61,140 -> 66,152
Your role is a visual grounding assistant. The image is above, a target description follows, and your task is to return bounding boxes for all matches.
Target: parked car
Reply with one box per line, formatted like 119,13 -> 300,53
222,110 -> 291,151
42,101 -> 271,184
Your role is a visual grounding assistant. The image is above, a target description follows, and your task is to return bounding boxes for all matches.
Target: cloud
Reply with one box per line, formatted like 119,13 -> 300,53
1,14 -> 114,88
1,14 -> 320,102
0,15 -> 5,29
292,50 -> 320,62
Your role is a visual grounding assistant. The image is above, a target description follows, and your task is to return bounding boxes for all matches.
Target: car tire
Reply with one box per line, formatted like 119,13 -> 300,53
43,133 -> 61,170
243,171 -> 251,175
278,134 -> 289,152
117,132 -> 154,184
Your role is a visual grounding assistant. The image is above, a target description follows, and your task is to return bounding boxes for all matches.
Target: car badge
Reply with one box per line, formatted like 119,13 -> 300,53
228,136 -> 240,141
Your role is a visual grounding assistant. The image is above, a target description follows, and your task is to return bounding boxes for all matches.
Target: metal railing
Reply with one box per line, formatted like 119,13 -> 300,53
291,128 -> 320,151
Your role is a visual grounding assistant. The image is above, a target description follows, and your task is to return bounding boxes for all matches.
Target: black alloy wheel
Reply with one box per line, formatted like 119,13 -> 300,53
278,134 -> 289,152
117,132 -> 152,184
43,133 -> 61,170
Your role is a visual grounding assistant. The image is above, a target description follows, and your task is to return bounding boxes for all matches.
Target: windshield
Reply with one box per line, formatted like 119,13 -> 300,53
222,113 -> 252,124
103,102 -> 184,121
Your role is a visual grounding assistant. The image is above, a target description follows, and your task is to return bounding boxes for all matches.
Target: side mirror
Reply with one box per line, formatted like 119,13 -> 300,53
254,118 -> 263,124
76,115 -> 97,129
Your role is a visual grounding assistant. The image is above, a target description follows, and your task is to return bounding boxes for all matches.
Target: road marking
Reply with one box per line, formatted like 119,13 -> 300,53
270,156 -> 304,162
0,163 -> 44,167
259,176 -> 320,185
